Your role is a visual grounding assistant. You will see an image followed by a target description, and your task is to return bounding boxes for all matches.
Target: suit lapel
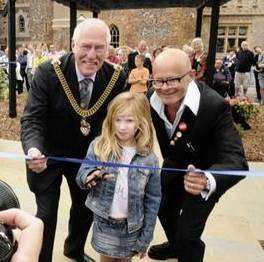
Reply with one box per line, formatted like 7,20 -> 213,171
170,106 -> 196,147
63,54 -> 80,103
89,63 -> 110,107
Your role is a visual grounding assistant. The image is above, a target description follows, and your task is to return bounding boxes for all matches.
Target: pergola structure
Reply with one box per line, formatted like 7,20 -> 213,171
1,0 -> 230,117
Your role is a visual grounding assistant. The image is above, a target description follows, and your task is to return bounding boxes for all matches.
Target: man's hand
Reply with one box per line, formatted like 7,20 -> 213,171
85,170 -> 113,189
184,164 -> 208,195
27,148 -> 47,173
0,208 -> 43,262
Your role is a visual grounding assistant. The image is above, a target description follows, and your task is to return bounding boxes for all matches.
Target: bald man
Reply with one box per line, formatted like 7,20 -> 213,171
21,18 -> 126,262
148,49 -> 248,262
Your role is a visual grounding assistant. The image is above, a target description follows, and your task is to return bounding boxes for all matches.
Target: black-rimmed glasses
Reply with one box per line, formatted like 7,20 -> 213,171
150,71 -> 190,88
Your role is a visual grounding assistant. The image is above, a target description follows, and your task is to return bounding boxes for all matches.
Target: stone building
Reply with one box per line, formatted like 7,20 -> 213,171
0,0 -> 53,48
0,0 -> 263,54
202,0 -> 264,53
53,4 -> 196,51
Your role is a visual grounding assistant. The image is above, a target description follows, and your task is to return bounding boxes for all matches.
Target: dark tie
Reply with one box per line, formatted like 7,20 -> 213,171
79,78 -> 93,109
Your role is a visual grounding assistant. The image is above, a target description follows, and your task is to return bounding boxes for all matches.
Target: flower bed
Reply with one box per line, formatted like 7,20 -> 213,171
226,97 -> 259,130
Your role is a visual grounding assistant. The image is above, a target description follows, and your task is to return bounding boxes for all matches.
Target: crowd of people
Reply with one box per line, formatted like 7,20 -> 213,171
0,42 -> 66,94
0,17 -> 257,262
0,30 -> 263,104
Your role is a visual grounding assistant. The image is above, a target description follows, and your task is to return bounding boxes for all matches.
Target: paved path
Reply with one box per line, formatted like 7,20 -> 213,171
0,139 -> 264,262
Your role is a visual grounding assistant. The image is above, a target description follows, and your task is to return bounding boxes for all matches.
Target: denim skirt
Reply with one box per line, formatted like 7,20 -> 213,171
92,214 -> 140,258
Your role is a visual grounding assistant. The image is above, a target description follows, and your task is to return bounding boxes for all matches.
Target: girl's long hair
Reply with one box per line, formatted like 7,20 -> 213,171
94,92 -> 154,161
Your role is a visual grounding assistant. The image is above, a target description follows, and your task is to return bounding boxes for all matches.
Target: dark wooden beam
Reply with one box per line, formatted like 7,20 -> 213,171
93,11 -> 99,18
69,0 -> 77,50
8,0 -> 16,118
52,0 -> 231,10
206,0 -> 220,86
195,6 -> 204,37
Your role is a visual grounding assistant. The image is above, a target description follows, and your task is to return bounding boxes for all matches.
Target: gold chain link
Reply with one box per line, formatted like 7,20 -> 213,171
53,60 -> 121,118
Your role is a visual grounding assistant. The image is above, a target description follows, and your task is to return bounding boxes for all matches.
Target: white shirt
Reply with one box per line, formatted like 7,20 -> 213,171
109,147 -> 136,219
75,63 -> 96,90
150,80 -> 216,200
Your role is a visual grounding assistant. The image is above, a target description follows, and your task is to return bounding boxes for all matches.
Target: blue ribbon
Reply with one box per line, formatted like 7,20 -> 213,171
0,152 -> 263,177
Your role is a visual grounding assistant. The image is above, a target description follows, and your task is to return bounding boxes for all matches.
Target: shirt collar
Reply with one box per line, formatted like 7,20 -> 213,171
75,63 -> 96,82
150,80 -> 200,117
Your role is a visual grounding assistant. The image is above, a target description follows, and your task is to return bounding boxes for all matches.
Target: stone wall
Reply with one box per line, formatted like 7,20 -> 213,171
101,8 -> 196,52
27,0 -> 53,45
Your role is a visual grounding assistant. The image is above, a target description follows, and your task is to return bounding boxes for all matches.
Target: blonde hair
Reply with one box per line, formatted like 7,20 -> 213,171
191,37 -> 204,50
94,92 -> 154,161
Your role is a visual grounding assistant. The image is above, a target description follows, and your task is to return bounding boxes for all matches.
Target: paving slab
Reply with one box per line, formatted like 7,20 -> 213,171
0,139 -> 264,262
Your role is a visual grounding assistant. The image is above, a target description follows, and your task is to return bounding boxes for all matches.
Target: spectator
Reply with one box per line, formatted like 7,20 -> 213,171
128,40 -> 152,75
223,47 -> 237,98
253,46 -> 262,103
212,59 -> 231,98
128,54 -> 150,94
191,38 -> 207,81
257,49 -> 264,105
17,47 -> 30,91
107,45 -> 121,65
234,41 -> 254,97
182,44 -> 194,61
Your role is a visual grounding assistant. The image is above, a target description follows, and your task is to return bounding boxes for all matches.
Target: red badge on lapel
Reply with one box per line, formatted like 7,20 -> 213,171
170,121 -> 188,146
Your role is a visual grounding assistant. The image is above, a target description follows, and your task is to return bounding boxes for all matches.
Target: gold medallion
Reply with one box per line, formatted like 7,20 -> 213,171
80,118 -> 90,136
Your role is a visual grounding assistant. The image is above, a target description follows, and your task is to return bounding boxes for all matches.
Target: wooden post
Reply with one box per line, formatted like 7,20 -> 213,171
69,0 -> 77,50
8,0 -> 16,118
93,11 -> 99,18
206,0 -> 220,86
195,6 -> 204,37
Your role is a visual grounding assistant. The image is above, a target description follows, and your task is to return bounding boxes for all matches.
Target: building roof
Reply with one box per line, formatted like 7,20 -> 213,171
52,0 -> 231,11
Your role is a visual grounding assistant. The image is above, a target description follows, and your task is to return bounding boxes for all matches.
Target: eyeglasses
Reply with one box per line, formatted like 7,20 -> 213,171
76,43 -> 107,54
151,71 -> 190,88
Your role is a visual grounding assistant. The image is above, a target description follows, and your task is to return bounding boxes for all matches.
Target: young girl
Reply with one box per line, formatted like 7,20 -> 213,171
76,92 -> 161,261
128,54 -> 150,94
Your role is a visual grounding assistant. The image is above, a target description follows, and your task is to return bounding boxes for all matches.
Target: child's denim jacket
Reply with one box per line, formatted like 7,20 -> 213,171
76,138 -> 161,252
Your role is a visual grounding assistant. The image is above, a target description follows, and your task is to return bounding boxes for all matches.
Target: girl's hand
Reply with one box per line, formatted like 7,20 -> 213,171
85,170 -> 113,188
137,252 -> 146,259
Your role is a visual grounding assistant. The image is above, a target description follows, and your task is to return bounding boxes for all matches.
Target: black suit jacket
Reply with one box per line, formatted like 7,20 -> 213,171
150,81 -> 248,200
21,53 -> 126,192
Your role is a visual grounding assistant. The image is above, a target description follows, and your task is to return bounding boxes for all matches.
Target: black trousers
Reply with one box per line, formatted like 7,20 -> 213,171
20,68 -> 30,91
254,70 -> 261,101
35,164 -> 93,262
158,172 -> 216,262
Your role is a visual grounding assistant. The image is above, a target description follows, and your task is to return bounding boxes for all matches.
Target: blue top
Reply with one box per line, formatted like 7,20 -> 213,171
76,138 -> 161,252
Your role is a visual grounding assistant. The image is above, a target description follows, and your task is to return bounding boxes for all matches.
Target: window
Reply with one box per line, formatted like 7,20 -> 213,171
252,0 -> 258,7
237,0 -> 243,7
18,15 -> 25,32
109,24 -> 119,48
217,26 -> 248,53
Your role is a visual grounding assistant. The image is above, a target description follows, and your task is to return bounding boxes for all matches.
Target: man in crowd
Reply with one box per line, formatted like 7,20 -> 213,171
234,41 -> 254,97
127,40 -> 152,75
212,58 -> 231,98
148,48 -> 248,262
21,18 -> 126,262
